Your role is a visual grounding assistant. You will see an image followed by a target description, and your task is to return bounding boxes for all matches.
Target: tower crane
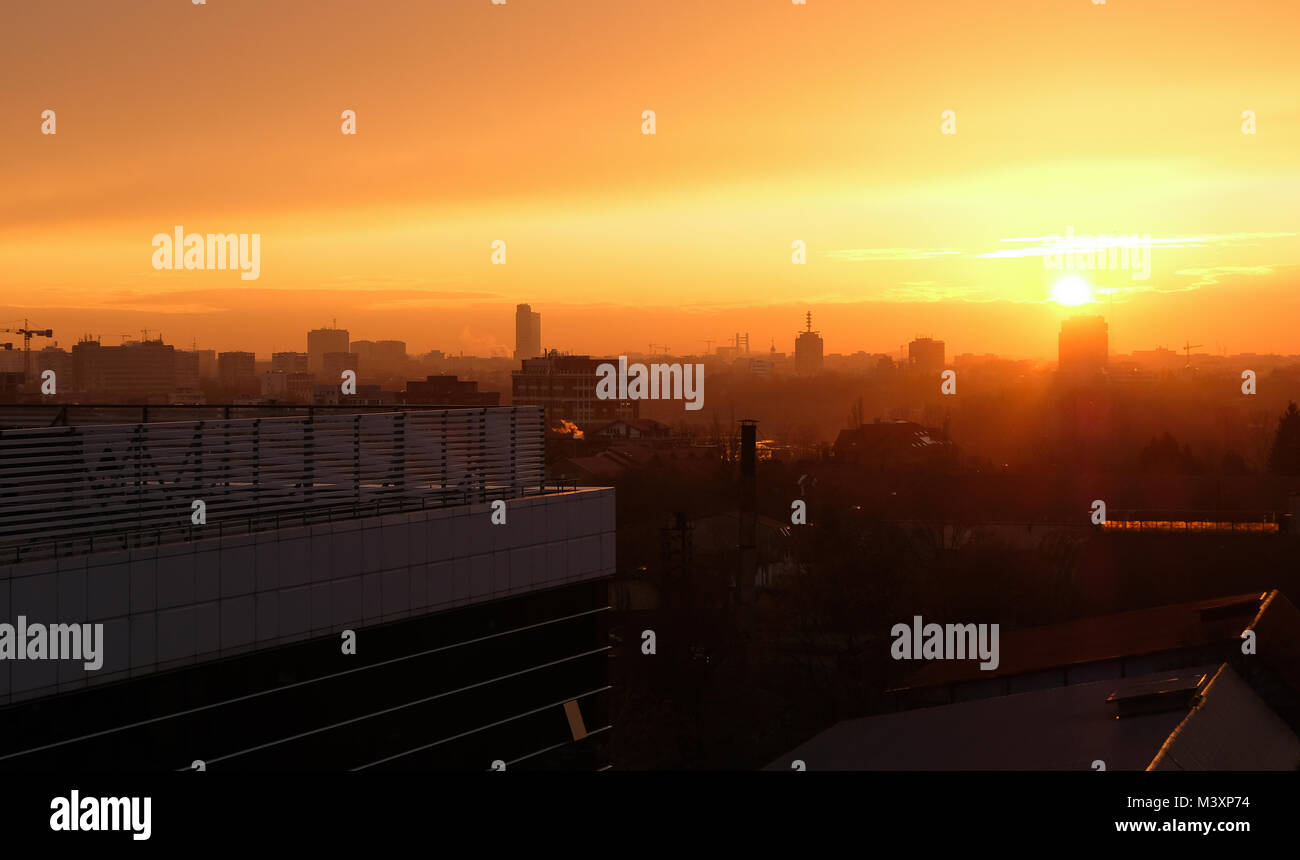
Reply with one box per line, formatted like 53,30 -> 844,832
0,319 -> 53,380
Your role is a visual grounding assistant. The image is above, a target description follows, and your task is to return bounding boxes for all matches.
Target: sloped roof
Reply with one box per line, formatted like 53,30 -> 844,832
1149,664 -> 1300,770
766,665 -> 1222,771
896,591 -> 1270,691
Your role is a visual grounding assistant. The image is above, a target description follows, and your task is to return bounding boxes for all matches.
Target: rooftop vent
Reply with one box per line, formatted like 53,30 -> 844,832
1106,672 -> 1208,719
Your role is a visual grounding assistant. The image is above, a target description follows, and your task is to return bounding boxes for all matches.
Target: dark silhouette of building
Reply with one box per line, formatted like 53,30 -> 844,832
401,375 -> 500,406
794,312 -> 823,375
72,338 -> 178,400
512,353 -> 636,428
323,351 -> 360,382
218,350 -> 257,390
908,337 -> 945,375
1059,315 -> 1108,379
308,326 -> 350,375
834,418 -> 954,468
271,351 -> 309,374
514,304 -> 542,360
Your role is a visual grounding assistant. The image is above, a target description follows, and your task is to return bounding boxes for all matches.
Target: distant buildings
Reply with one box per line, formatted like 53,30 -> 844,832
193,348 -> 218,379
834,419 -> 954,469
271,351 -> 309,374
512,353 -> 637,428
218,350 -> 256,390
908,337 -> 945,375
323,351 -> 360,382
514,304 -> 542,360
72,338 -> 177,400
794,312 -> 824,375
1059,315 -> 1108,379
351,339 -> 406,373
401,375 -> 500,406
307,325 -> 350,375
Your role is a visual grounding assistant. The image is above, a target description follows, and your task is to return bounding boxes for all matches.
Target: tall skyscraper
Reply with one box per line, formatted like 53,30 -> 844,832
308,325 -> 350,374
514,304 -> 542,360
795,312 -> 824,375
908,337 -> 946,375
1059,315 -> 1108,379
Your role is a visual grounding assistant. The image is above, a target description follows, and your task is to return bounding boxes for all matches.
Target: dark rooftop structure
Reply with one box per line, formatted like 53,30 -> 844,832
768,663 -> 1300,771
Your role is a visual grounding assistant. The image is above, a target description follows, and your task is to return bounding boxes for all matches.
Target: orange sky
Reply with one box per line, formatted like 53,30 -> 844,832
2,0 -> 1298,359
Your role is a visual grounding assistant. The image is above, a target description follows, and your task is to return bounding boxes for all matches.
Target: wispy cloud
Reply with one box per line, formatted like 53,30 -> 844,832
980,232 -> 1295,260
826,248 -> 964,262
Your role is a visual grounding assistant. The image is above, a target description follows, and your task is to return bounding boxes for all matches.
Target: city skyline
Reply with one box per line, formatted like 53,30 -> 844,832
3,1 -> 1298,358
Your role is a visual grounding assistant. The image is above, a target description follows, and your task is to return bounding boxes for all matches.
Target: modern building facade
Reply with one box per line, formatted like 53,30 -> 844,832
0,406 -> 614,769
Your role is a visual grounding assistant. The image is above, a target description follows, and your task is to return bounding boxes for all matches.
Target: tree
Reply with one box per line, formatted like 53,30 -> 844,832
1267,401 -> 1300,476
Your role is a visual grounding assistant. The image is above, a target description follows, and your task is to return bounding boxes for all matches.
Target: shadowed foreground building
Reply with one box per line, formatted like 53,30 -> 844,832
0,405 -> 613,770
769,591 -> 1300,770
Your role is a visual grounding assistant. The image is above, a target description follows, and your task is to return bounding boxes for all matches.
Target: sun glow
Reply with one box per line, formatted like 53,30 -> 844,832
1050,276 -> 1093,306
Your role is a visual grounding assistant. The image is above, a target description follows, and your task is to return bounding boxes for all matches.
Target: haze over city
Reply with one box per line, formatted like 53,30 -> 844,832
4,1 -> 1300,841
3,0 -> 1298,357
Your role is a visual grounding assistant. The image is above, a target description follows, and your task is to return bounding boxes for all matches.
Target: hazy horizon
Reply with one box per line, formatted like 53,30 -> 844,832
4,0 -> 1299,357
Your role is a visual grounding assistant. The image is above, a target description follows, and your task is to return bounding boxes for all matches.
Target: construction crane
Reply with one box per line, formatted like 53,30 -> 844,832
648,343 -> 670,356
1181,339 -> 1203,369
0,319 -> 53,380
699,339 -> 714,355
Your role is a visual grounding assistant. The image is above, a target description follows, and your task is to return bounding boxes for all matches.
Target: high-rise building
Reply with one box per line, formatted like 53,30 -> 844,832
908,337 -> 946,375
193,349 -> 218,379
308,326 -> 350,374
514,304 -> 542,360
795,312 -> 824,375
218,350 -> 257,390
1059,316 -> 1108,379
173,349 -> 201,390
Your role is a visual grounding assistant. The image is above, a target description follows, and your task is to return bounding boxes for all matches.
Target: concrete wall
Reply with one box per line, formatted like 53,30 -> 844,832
0,488 -> 614,704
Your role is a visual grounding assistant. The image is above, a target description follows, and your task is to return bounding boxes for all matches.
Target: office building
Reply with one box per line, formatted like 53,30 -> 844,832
308,326 -> 350,375
514,304 -> 542,361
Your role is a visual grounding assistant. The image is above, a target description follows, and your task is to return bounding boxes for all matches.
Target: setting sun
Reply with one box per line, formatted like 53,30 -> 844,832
1050,276 -> 1093,307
